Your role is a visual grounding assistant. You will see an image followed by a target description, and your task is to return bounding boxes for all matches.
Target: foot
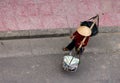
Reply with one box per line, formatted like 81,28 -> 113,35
62,47 -> 68,51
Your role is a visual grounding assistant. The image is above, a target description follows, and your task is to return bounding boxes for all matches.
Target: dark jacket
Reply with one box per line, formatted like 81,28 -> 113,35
80,21 -> 99,37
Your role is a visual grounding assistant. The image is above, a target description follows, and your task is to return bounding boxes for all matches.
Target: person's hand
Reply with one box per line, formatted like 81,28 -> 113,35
81,42 -> 85,45
78,42 -> 85,45
70,35 -> 75,39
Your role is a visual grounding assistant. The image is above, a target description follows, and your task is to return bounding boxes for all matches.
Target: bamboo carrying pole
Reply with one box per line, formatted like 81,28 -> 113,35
77,15 -> 99,51
68,15 -> 99,67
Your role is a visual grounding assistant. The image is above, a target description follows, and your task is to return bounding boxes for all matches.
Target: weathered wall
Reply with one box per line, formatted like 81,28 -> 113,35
0,0 -> 120,31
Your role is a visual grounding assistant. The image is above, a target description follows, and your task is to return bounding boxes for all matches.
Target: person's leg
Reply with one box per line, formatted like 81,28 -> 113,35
63,39 -> 75,51
75,47 -> 85,57
79,47 -> 85,55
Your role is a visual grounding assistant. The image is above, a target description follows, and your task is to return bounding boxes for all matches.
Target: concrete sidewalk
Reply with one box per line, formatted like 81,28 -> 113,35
0,32 -> 120,83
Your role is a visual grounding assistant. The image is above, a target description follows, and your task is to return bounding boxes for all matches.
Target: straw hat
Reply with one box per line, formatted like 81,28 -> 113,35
77,26 -> 92,36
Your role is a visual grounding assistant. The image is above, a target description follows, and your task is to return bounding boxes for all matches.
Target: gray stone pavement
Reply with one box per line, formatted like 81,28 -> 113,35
0,26 -> 120,40
0,33 -> 120,83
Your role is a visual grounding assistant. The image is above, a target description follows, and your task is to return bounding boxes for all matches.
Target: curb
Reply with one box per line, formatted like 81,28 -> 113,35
0,26 -> 120,40
0,28 -> 70,40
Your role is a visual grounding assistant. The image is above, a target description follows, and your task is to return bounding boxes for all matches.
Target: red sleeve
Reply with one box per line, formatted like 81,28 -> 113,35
73,31 -> 78,36
83,37 -> 90,47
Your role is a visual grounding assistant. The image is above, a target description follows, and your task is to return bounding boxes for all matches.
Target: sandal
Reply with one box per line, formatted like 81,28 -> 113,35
62,47 -> 68,51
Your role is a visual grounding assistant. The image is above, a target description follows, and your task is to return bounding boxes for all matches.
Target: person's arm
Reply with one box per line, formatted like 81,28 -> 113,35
82,37 -> 90,47
70,31 -> 77,39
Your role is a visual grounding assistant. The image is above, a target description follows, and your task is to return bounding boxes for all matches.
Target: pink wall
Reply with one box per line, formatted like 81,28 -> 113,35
0,0 -> 120,31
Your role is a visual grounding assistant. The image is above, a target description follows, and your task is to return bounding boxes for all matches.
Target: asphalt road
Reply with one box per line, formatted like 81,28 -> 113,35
0,33 -> 120,83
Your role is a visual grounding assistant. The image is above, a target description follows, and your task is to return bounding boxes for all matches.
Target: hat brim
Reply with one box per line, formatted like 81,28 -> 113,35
77,26 -> 92,36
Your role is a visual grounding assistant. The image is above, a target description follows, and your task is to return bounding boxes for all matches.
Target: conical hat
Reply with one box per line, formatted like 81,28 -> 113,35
77,26 -> 92,36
